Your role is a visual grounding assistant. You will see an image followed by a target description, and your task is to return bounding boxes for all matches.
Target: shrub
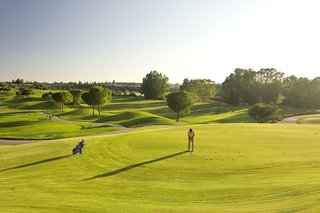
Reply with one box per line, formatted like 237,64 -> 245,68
42,92 -> 53,100
248,103 -> 278,122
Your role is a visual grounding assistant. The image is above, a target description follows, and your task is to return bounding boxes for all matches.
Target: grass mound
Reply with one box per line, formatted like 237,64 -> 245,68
0,110 -> 121,139
97,111 -> 175,127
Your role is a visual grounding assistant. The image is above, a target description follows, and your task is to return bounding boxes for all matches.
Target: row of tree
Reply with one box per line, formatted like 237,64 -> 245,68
282,76 -> 320,107
140,71 -> 216,121
141,71 -> 215,102
45,86 -> 112,115
221,68 -> 320,108
221,68 -> 284,105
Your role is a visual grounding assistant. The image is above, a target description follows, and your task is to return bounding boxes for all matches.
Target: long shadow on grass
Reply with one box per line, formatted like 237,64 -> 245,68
83,150 -> 188,180
0,154 -> 73,173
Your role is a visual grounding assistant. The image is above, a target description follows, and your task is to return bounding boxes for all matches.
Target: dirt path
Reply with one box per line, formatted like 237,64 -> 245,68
277,114 -> 320,124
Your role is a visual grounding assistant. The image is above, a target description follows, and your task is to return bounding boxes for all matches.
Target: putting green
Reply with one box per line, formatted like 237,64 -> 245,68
1,124 -> 320,212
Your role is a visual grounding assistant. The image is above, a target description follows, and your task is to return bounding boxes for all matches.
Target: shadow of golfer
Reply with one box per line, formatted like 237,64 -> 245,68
83,150 -> 188,180
0,154 -> 73,173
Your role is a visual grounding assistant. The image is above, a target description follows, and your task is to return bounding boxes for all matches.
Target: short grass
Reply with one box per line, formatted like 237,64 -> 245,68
0,110 -> 120,139
2,92 -> 320,127
297,115 -> 320,124
58,96 -> 320,125
1,124 -> 320,212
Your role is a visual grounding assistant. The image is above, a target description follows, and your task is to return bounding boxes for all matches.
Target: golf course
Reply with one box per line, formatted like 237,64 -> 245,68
2,1 -> 320,212
1,90 -> 320,212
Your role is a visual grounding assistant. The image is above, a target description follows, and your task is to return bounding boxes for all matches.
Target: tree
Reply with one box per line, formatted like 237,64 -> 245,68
12,78 -> 24,84
256,68 -> 284,103
221,70 -> 242,104
166,90 -> 195,122
81,92 -> 95,115
180,79 -> 215,102
0,83 -> 11,94
82,86 -> 112,115
69,90 -> 83,109
42,92 -> 53,100
281,76 -> 320,108
141,71 -> 169,99
52,91 -> 72,112
248,103 -> 278,122
221,68 -> 284,105
16,86 -> 33,97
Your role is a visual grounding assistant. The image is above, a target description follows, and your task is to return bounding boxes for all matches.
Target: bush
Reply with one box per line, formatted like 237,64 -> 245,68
248,103 -> 278,122
129,92 -> 137,97
42,92 -> 53,100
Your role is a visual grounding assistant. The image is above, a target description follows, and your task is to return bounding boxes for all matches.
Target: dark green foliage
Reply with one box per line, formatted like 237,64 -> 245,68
180,79 -> 215,102
12,78 -> 24,84
166,90 -> 195,122
16,86 -> 34,97
69,90 -> 83,109
82,86 -> 112,115
222,68 -> 284,105
141,71 -> 169,100
129,92 -> 137,97
282,76 -> 320,108
248,103 -> 278,122
0,83 -> 11,94
42,92 -> 53,100
51,91 -> 72,112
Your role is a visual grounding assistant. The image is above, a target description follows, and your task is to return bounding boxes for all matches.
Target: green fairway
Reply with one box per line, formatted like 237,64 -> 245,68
298,115 -> 320,124
0,110 -> 121,139
1,124 -> 320,212
2,93 -> 320,129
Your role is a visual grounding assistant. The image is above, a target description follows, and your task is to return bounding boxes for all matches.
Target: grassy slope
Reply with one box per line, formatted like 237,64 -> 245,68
2,92 -> 320,127
297,115 -> 320,124
1,124 -> 320,212
0,110 -> 120,139
54,96 -> 320,125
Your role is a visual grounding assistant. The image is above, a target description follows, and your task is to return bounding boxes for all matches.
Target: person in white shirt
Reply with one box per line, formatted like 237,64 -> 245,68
188,128 -> 195,152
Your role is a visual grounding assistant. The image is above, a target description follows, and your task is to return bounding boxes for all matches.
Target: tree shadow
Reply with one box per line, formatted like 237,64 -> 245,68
0,120 -> 39,128
0,154 -> 73,173
83,150 -> 188,180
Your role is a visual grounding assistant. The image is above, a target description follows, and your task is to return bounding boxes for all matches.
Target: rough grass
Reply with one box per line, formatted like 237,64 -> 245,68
1,124 -> 320,212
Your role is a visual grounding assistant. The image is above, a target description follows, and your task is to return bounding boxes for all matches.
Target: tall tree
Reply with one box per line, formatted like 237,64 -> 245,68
166,91 -> 195,122
69,89 -> 83,109
256,68 -> 284,103
52,91 -> 72,112
180,79 -> 215,102
141,71 -> 169,99
221,68 -> 284,105
221,70 -> 243,104
81,92 -> 95,115
82,86 -> 112,115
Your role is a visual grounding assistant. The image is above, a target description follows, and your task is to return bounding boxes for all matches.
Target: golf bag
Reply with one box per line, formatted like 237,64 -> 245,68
72,145 -> 82,155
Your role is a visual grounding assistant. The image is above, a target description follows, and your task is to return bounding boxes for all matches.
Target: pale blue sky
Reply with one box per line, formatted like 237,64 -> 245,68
0,0 -> 320,83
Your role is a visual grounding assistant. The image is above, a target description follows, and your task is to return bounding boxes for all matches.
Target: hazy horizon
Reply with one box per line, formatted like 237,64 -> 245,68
1,0 -> 320,84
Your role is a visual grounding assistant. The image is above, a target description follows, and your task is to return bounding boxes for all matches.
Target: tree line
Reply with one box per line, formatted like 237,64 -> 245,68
221,68 -> 320,108
3,69 -> 320,123
43,86 -> 112,115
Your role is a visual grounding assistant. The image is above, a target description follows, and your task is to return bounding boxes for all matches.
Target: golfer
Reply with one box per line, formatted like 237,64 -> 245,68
188,128 -> 195,152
